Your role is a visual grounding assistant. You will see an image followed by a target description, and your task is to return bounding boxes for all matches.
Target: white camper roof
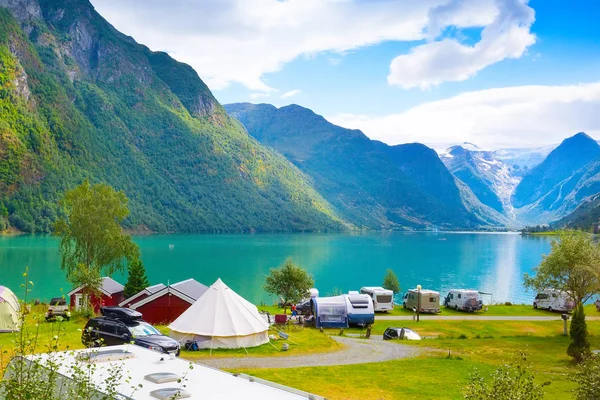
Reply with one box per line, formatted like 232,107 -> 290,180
360,287 -> 391,292
19,345 -> 320,399
169,278 -> 268,338
408,288 -> 440,295
448,289 -> 479,294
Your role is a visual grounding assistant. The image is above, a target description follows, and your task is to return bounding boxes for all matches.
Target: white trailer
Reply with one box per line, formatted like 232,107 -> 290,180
359,287 -> 394,312
443,289 -> 483,312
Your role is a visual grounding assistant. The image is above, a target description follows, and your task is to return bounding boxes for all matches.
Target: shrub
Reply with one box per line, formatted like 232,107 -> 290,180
463,353 -> 548,400
573,355 -> 600,400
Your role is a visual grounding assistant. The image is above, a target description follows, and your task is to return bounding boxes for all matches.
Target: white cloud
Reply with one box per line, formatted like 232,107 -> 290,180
90,0 -> 510,92
249,92 -> 271,100
388,0 -> 536,89
327,82 -> 600,149
280,89 -> 302,99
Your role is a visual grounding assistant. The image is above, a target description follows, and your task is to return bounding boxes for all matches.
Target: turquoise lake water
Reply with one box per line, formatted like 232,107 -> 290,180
0,232 -> 553,305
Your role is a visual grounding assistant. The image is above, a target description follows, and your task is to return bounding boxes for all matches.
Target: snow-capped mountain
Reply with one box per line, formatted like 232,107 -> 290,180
440,144 -> 521,219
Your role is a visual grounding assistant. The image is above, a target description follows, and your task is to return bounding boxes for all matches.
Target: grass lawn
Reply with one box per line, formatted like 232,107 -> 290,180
235,319 -> 600,400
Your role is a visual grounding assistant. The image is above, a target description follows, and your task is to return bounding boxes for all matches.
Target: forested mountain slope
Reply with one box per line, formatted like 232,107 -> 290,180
225,103 -> 503,230
0,0 -> 344,233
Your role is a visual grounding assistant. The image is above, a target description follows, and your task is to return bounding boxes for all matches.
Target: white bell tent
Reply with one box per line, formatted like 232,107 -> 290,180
0,286 -> 20,333
168,278 -> 269,349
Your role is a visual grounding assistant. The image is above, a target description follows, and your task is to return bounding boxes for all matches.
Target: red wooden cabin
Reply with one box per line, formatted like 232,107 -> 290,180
68,277 -> 124,313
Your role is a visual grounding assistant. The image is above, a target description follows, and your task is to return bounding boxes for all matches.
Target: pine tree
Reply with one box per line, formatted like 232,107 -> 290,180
123,259 -> 150,299
568,302 -> 591,362
382,269 -> 400,294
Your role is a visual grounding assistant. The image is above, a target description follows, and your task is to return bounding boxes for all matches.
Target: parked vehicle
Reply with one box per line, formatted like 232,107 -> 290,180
444,289 -> 483,312
81,307 -> 180,355
296,299 -> 312,315
595,298 -> 600,312
45,297 -> 71,321
344,294 -> 374,327
533,291 -> 575,312
359,287 -> 394,312
403,289 -> 440,313
383,327 -> 421,341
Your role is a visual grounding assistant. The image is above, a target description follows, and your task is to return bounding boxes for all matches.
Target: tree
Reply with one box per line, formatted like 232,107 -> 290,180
568,303 -> 590,362
54,180 -> 140,297
463,353 -> 548,400
264,258 -> 314,314
382,269 -> 400,294
523,233 -> 600,305
123,259 -> 150,299
573,354 -> 600,400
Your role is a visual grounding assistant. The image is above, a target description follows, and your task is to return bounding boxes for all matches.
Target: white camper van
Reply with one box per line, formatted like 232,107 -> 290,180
533,290 -> 575,312
444,289 -> 483,312
359,287 -> 394,312
344,293 -> 375,327
403,289 -> 440,313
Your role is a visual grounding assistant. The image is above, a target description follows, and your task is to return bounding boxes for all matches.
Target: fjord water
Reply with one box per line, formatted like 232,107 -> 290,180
0,233 -> 551,305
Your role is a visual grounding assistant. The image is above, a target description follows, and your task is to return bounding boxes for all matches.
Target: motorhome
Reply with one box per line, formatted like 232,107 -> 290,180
403,289 -> 440,313
343,293 -> 375,327
444,289 -> 483,312
359,287 -> 394,312
533,290 -> 575,312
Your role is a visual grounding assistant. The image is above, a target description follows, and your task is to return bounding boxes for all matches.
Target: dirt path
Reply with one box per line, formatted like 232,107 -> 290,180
196,336 -> 421,370
376,315 -> 600,321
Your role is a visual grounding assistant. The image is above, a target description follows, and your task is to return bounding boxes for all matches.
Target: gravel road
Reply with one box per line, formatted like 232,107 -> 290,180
196,336 -> 421,370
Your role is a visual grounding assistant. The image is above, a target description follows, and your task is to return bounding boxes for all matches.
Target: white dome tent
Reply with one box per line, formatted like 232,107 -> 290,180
0,286 -> 20,333
168,278 -> 269,349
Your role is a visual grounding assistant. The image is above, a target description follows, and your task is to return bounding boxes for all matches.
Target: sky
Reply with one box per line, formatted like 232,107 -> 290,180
89,0 -> 600,149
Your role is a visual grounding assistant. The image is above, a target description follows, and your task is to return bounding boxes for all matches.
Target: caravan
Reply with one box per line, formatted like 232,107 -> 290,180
344,294 -> 374,327
403,289 -> 440,313
359,287 -> 394,312
533,290 -> 575,313
444,289 -> 483,312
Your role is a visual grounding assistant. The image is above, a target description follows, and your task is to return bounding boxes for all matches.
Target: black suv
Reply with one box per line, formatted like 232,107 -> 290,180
81,307 -> 180,356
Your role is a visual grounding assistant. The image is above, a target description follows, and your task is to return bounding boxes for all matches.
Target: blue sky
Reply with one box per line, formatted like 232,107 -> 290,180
91,0 -> 600,148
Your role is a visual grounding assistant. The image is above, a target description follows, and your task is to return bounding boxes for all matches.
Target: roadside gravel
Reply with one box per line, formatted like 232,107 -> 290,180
196,336 -> 421,370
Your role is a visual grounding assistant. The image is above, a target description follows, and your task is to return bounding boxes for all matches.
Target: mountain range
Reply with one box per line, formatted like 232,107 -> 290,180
1,0 -> 599,234
0,0 -> 343,233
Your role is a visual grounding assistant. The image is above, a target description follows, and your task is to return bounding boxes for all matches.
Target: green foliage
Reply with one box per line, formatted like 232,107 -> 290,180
0,5 -> 343,235
264,258 -> 314,313
54,179 -> 139,293
382,268 -> 400,294
573,355 -> 600,400
463,353 -> 547,400
523,233 -> 600,304
568,303 -> 590,362
123,259 -> 150,299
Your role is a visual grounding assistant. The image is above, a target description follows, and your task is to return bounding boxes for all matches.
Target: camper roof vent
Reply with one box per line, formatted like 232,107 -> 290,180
144,373 -> 182,384
76,349 -> 136,363
150,388 -> 191,399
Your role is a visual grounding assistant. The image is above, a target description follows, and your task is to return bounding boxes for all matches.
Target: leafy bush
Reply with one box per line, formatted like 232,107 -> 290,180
463,353 -> 548,400
573,355 -> 600,400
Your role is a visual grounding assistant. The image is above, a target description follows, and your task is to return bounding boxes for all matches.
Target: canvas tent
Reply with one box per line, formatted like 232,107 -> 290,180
168,278 -> 269,349
0,286 -> 20,332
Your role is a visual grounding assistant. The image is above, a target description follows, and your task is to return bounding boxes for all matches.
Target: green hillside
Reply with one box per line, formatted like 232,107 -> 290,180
225,103 -> 499,230
0,0 -> 344,233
